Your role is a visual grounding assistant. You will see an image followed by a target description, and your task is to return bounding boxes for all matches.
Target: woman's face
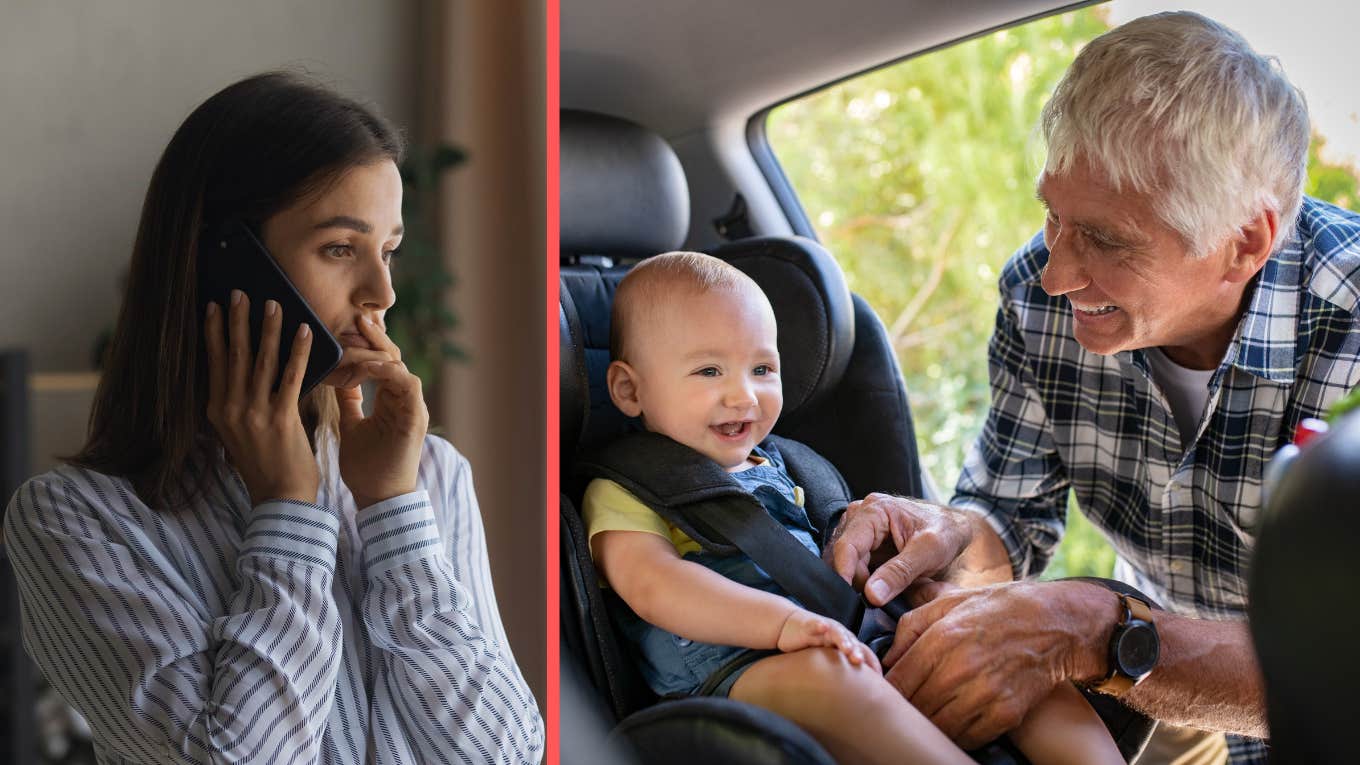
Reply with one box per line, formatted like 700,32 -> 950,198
260,159 -> 403,386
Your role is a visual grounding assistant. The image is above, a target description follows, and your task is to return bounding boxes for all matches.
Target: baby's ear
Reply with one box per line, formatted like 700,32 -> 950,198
606,361 -> 644,417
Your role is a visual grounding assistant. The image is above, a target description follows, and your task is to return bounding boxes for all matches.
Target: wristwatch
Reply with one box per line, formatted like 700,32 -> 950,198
1092,593 -> 1160,695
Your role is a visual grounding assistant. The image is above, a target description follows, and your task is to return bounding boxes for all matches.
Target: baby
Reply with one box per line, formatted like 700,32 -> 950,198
583,251 -> 1123,765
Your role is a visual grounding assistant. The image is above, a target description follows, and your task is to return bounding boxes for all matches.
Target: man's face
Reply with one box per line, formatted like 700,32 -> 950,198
625,286 -> 783,471
1036,160 -> 1252,369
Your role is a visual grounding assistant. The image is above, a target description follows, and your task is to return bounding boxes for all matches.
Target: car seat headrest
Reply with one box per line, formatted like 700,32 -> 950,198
709,236 -> 855,421
560,110 -> 690,259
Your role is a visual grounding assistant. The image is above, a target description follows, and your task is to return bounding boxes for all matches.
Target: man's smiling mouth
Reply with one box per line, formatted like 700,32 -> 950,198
1073,304 -> 1119,316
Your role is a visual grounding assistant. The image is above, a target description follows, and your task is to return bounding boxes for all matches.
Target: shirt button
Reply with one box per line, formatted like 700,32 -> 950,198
1169,560 -> 1189,575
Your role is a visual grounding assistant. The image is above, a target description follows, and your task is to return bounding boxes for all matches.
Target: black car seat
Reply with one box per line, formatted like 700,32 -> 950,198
1249,410 -> 1360,763
559,108 -> 1152,764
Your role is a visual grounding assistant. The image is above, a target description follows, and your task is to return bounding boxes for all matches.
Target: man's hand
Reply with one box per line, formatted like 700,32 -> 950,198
880,579 -> 1118,749
824,493 -> 977,606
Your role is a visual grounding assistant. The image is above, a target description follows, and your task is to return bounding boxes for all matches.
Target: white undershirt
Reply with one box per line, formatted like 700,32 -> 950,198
1144,346 -> 1216,449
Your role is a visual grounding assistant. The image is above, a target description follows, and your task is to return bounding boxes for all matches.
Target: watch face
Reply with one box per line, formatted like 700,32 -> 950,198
1117,622 -> 1160,676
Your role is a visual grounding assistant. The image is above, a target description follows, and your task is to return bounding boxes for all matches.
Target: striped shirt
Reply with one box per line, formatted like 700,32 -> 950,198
953,197 -> 1360,764
3,434 -> 543,764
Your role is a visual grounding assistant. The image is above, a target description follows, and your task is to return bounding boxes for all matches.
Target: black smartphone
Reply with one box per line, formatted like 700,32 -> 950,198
197,220 -> 343,397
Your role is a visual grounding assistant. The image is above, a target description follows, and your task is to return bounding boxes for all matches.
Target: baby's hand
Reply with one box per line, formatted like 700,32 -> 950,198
776,609 -> 882,674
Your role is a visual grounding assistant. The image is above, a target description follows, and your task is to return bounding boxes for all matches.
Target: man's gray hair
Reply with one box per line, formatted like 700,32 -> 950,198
1041,11 -> 1309,256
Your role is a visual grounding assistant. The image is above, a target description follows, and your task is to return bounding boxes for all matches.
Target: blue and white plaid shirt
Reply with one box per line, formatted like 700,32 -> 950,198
953,197 -> 1360,763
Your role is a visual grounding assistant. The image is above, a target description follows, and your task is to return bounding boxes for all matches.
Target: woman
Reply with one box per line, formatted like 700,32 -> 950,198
3,72 -> 543,764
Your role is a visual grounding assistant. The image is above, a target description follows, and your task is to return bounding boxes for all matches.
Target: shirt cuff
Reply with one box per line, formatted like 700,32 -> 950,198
241,499 -> 342,572
355,490 -> 441,573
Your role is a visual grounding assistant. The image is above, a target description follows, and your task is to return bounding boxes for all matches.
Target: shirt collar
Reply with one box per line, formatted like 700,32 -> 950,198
1228,197 -> 1360,383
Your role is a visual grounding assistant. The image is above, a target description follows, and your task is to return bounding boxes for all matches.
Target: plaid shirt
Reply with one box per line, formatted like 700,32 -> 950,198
954,195 -> 1360,612
952,197 -> 1360,762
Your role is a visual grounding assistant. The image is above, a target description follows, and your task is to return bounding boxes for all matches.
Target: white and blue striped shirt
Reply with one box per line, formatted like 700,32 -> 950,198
3,434 -> 543,764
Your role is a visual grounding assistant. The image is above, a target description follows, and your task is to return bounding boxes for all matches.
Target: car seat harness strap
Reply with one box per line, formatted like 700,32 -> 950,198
578,431 -> 872,634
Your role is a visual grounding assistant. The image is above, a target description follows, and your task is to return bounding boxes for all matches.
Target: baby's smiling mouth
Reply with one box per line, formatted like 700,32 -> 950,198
713,421 -> 751,438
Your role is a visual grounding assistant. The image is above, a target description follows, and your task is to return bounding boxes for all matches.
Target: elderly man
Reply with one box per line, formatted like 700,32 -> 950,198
828,11 -> 1360,765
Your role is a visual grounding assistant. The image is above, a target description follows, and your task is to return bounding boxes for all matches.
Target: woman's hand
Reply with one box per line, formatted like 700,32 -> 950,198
776,608 -> 882,673
204,290 -> 320,505
335,316 -> 429,509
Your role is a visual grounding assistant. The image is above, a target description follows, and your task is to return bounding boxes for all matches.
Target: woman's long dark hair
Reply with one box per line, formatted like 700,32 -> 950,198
68,72 -> 405,509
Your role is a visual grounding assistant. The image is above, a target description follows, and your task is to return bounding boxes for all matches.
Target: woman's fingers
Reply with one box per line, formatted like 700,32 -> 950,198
226,289 -> 251,409
250,300 -> 283,407
334,375 -> 366,427
321,346 -> 391,389
277,321 -> 313,404
356,314 -> 400,362
203,302 -> 226,416
343,359 -> 419,394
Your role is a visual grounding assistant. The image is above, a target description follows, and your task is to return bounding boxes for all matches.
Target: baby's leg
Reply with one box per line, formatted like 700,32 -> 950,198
1007,683 -> 1124,765
729,647 -> 973,765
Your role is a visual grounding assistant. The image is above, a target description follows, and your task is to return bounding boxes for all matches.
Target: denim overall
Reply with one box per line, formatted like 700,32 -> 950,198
610,443 -> 821,697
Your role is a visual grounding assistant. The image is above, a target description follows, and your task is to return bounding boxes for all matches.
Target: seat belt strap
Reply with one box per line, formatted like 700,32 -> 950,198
690,494 -> 865,630
578,431 -> 865,629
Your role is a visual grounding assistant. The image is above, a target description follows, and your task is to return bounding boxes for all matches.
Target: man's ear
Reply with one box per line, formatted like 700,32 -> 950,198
606,360 -> 644,417
1223,208 -> 1279,283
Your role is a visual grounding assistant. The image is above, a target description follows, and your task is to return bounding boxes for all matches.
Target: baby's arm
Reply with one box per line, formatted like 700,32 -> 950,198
593,530 -> 874,667
1006,683 -> 1124,765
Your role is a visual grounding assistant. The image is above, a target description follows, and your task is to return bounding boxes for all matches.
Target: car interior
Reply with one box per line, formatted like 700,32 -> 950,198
559,2 -> 1161,762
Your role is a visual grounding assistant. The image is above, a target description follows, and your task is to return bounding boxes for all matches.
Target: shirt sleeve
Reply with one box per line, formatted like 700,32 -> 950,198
581,478 -> 673,551
951,292 -> 1071,579
3,469 -> 346,764
356,436 -> 544,765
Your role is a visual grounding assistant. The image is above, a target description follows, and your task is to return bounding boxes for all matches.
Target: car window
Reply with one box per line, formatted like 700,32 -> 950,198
764,3 -> 1360,578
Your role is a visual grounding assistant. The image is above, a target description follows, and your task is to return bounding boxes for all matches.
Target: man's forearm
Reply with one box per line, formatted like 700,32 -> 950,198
1123,612 -> 1267,737
1066,585 -> 1267,737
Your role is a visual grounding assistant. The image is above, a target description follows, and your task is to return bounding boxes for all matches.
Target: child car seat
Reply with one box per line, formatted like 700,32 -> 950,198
559,108 -> 1153,764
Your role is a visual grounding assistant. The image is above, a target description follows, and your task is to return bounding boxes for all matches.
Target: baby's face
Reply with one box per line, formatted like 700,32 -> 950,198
628,286 -> 782,471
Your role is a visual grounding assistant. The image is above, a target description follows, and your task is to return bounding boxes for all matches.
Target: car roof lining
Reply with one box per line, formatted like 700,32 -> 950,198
563,0 -> 1090,137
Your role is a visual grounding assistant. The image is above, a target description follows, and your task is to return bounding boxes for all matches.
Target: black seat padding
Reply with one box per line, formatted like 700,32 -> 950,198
1250,410 -> 1360,763
561,109 -> 689,260
712,236 -> 927,500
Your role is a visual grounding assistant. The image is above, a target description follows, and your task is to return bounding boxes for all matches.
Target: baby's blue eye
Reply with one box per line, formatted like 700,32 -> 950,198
753,365 -> 772,376
696,367 -> 720,377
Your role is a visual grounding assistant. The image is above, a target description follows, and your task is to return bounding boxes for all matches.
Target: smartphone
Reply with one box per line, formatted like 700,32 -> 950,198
197,220 -> 343,397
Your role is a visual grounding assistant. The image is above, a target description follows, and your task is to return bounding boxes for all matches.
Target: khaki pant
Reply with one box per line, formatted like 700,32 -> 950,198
1134,722 -> 1229,765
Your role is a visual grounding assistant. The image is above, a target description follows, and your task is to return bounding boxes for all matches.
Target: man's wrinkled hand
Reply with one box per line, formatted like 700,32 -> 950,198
824,493 -> 975,606
882,580 -> 1113,749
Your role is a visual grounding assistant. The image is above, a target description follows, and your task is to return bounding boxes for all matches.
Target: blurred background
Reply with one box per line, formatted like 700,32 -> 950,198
0,1 -> 545,761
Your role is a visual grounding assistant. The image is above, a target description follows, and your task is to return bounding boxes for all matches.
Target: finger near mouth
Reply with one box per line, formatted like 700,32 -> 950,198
339,333 -> 375,350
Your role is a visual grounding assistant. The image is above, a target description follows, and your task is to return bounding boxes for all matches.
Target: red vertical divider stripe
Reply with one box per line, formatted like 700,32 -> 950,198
545,0 -> 561,760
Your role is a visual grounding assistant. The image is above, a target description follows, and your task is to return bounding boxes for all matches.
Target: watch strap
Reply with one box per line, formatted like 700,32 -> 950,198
1092,593 -> 1155,696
